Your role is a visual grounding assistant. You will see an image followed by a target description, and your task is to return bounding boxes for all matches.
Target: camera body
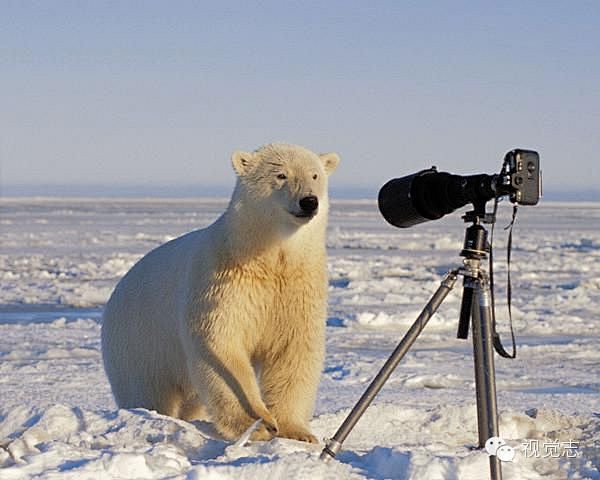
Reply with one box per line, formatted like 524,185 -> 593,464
500,149 -> 541,206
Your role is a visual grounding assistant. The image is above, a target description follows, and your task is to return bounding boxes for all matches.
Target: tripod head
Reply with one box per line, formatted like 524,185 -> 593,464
461,209 -> 490,261
462,201 -> 495,226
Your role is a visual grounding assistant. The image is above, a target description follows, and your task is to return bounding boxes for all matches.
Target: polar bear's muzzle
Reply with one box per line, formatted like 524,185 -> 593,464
293,195 -> 319,219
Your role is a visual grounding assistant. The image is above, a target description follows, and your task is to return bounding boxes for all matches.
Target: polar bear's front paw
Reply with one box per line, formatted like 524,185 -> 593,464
247,409 -> 279,441
258,409 -> 279,434
278,425 -> 318,444
249,424 -> 276,441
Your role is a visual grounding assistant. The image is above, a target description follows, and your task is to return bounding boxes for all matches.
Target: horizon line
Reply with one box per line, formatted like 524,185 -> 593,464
2,183 -> 600,202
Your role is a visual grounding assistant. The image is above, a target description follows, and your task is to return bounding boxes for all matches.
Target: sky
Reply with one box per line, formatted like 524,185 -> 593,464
2,1 -> 599,198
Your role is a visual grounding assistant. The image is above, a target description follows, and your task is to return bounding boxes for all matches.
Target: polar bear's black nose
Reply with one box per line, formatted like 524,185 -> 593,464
299,195 -> 319,214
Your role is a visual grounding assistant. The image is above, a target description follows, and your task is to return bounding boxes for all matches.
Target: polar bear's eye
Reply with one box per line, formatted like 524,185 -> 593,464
312,174 -> 318,180
277,173 -> 287,180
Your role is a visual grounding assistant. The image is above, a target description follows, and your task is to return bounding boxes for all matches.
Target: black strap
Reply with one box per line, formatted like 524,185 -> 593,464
492,205 -> 518,359
489,198 -> 498,335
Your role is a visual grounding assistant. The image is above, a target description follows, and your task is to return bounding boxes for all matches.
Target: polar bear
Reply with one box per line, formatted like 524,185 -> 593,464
101,143 -> 339,443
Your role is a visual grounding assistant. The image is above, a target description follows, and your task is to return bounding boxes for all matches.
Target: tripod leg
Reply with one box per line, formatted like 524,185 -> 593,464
472,279 -> 502,480
471,285 -> 489,448
320,271 -> 458,461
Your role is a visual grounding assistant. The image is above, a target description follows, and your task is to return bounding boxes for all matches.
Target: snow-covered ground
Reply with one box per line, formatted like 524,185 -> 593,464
0,197 -> 598,479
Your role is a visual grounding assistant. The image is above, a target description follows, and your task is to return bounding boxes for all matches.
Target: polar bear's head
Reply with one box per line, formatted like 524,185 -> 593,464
231,143 -> 339,231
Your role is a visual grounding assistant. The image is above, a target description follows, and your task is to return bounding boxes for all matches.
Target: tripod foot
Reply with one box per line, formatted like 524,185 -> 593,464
320,438 -> 342,461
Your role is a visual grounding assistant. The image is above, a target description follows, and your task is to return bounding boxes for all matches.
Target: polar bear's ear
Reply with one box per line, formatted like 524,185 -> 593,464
319,152 -> 340,175
231,151 -> 257,176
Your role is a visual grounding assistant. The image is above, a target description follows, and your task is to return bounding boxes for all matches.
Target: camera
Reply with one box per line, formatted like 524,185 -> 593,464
378,149 -> 541,228
499,149 -> 541,205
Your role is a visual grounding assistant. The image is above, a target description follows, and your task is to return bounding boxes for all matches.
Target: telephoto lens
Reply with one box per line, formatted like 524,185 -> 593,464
378,167 -> 497,228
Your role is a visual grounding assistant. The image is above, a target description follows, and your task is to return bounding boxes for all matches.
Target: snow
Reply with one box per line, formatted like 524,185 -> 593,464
0,197 -> 598,479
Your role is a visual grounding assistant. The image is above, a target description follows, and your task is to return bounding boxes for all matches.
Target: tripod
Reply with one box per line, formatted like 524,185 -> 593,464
320,210 -> 503,480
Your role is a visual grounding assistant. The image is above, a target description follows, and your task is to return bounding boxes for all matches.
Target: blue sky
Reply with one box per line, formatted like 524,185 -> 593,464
2,1 -> 599,197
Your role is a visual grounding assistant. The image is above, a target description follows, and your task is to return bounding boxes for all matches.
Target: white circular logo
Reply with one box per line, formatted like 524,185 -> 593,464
485,437 -> 515,462
485,436 -> 506,456
496,444 -> 516,462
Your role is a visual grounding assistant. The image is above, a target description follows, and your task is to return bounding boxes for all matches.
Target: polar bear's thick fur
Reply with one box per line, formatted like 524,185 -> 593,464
101,143 -> 339,443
